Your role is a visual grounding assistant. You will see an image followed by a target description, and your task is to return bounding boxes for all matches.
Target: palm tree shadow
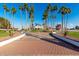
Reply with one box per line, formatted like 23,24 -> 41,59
39,36 -> 79,52
66,37 -> 79,42
25,33 -> 79,52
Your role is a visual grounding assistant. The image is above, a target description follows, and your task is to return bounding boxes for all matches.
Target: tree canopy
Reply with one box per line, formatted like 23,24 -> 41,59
0,17 -> 11,29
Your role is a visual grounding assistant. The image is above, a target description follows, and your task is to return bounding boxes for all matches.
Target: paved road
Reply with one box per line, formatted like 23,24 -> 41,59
0,33 -> 79,55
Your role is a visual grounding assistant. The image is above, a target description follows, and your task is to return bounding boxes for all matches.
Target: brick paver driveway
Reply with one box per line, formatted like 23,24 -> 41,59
0,32 -> 79,56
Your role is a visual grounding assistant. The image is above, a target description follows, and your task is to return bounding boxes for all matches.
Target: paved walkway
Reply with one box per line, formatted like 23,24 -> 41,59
0,32 -> 79,55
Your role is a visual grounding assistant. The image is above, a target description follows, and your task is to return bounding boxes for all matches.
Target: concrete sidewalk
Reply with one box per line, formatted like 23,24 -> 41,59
0,33 -> 25,47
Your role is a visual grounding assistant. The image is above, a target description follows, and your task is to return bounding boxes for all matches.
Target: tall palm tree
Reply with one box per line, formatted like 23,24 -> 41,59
46,4 -> 52,28
19,5 -> 24,30
29,4 -> 34,30
65,8 -> 71,31
42,9 -> 48,30
59,6 -> 67,33
3,4 -> 9,29
50,5 -> 58,30
11,7 -> 16,31
23,3 -> 29,30
51,15 -> 56,29
59,6 -> 71,34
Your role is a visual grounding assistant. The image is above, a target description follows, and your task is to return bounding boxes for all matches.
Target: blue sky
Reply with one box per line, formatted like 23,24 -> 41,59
0,3 -> 79,29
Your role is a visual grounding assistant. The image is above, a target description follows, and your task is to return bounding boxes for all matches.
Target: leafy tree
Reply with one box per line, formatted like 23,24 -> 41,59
0,17 -> 11,29
75,26 -> 79,30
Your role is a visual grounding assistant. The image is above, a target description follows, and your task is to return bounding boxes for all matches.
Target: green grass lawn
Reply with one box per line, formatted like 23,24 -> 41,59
31,29 -> 44,32
0,30 -> 9,37
68,31 -> 79,38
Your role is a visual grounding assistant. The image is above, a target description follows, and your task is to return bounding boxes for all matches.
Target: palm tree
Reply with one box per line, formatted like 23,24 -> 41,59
50,5 -> 58,31
11,7 -> 16,31
3,4 -> 9,29
51,15 -> 56,29
19,5 -> 24,30
29,4 -> 34,30
23,3 -> 29,30
59,6 -> 67,33
46,4 -> 52,28
42,9 -> 48,30
59,6 -> 71,33
65,8 -> 71,31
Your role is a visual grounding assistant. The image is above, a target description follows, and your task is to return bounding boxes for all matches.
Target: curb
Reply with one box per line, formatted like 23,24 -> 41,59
0,34 -> 25,47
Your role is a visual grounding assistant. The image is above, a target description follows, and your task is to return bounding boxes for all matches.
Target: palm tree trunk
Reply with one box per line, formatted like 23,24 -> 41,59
46,19 -> 48,30
64,17 -> 66,31
48,15 -> 49,29
20,11 -> 23,30
31,18 -> 34,30
44,20 -> 47,30
64,14 -> 68,32
30,19 -> 32,30
51,19 -> 53,32
62,14 -> 64,33
65,14 -> 68,31
48,11 -> 50,29
53,19 -> 54,29
47,18 -> 49,29
26,11 -> 28,30
4,10 -> 7,29
31,20 -> 32,30
10,14 -> 15,36
7,13 -> 10,31
51,19 -> 52,28
50,12 -> 53,29
13,14 -> 15,33
32,21 -> 33,30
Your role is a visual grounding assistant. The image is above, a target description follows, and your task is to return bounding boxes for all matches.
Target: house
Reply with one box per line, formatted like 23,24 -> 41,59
34,24 -> 43,30
56,24 -> 62,31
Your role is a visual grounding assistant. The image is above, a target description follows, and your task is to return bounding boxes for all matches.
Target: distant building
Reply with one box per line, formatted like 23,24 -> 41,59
56,24 -> 61,30
34,24 -> 43,30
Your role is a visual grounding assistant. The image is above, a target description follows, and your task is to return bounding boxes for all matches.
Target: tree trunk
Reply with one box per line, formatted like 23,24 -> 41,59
44,20 -> 47,30
64,16 -> 66,32
51,19 -> 52,28
53,19 -> 55,29
62,14 -> 64,33
20,11 -> 23,30
30,19 -> 33,30
13,14 -> 15,32
26,11 -> 28,30
65,14 -> 68,31
48,11 -> 51,29
4,10 -> 7,29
